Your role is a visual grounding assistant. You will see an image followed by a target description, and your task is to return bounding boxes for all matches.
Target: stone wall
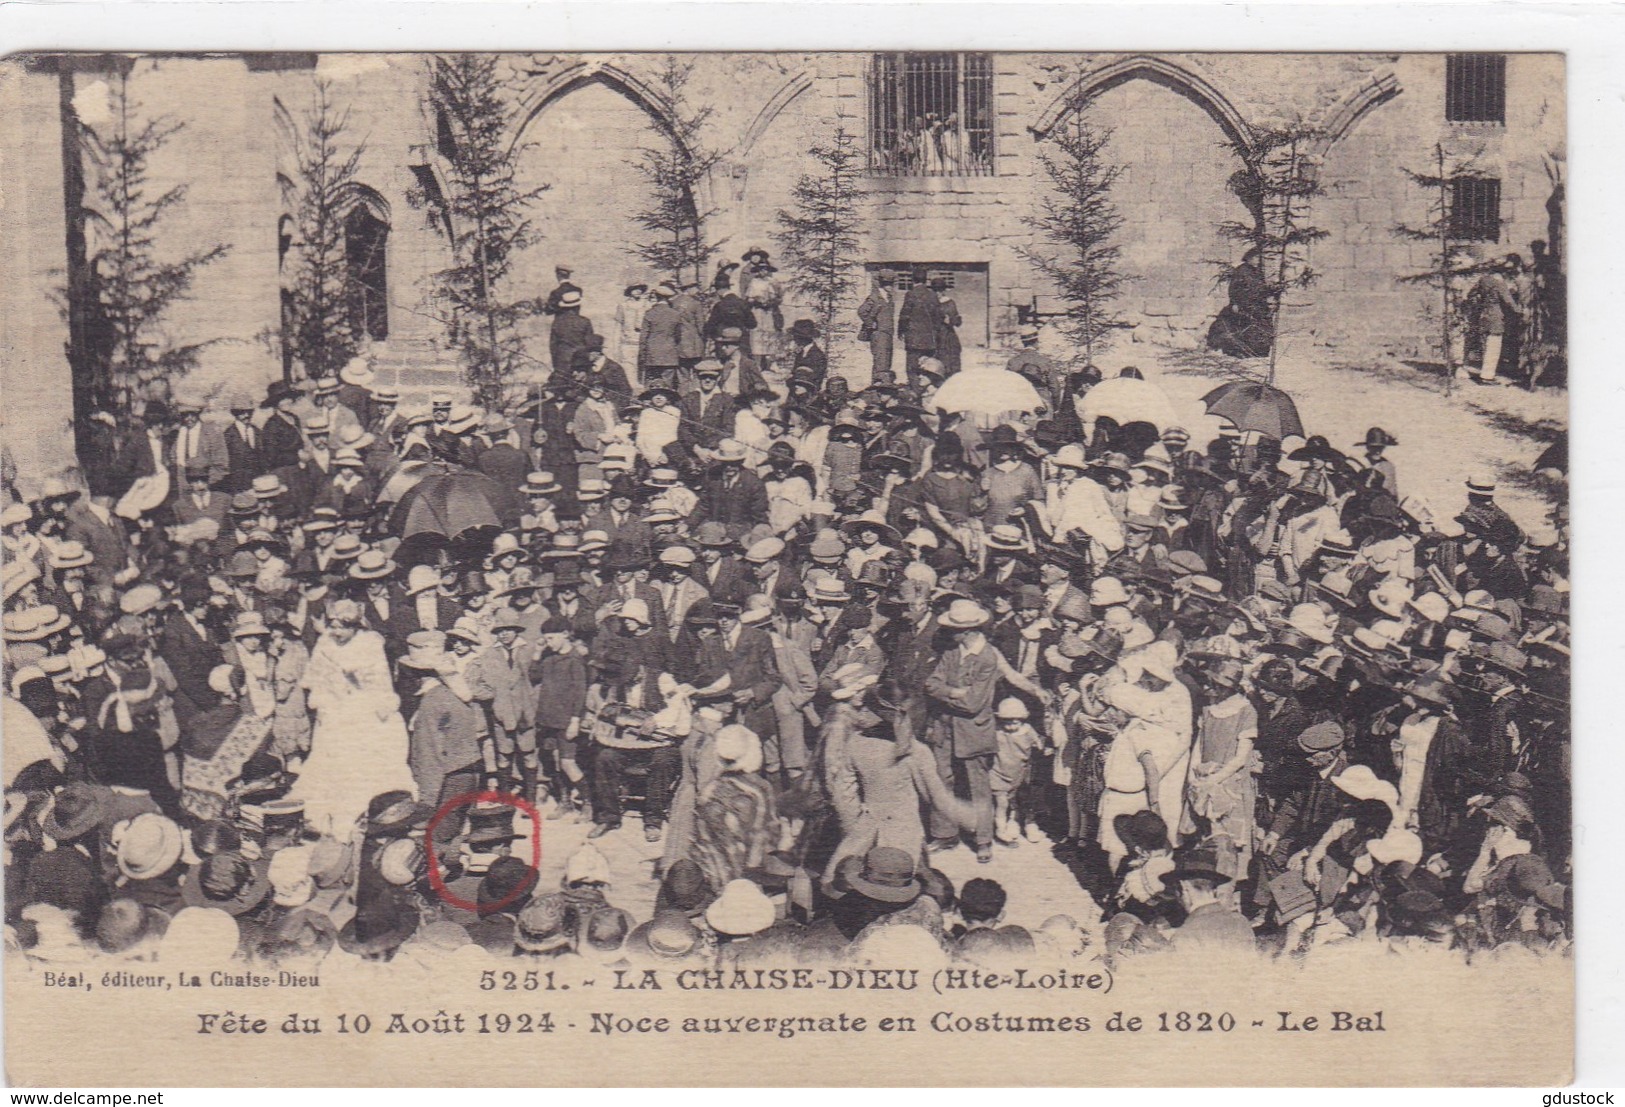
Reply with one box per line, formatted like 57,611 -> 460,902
0,50 -> 1567,440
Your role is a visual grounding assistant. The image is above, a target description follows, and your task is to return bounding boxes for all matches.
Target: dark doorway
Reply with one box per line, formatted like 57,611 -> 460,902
344,204 -> 389,342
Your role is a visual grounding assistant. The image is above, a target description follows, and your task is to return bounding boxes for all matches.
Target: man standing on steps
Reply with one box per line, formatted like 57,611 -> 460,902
1465,253 -> 1523,386
896,267 -> 941,389
857,272 -> 897,385
639,282 -> 683,389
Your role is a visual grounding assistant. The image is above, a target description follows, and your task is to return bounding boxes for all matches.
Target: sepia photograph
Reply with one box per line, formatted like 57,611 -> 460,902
0,43 -> 1577,1087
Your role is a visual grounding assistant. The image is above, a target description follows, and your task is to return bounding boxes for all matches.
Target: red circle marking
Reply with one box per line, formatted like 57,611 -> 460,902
424,790 -> 542,913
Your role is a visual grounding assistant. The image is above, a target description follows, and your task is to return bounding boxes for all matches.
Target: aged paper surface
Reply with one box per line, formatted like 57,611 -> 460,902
0,50 -> 1571,1087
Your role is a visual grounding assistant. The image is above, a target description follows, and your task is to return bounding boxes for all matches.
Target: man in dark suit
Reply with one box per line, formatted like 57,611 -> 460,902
856,273 -> 897,384
112,401 -> 169,504
677,367 -> 737,460
548,290 -> 596,377
896,269 -> 942,387
786,318 -> 829,391
691,521 -> 750,605
64,494 -> 133,601
583,478 -> 652,558
158,578 -> 224,726
638,284 -> 683,388
714,599 -> 781,746
670,282 -> 709,371
259,381 -> 307,474
171,463 -> 231,533
689,442 -> 769,537
925,600 -> 1002,861
475,414 -> 530,496
222,396 -> 265,494
542,265 -> 580,315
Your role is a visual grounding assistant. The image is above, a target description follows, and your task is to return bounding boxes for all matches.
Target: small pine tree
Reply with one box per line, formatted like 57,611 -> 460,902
1394,142 -> 1494,396
284,79 -> 367,382
1217,121 -> 1329,383
1019,106 -> 1128,367
631,56 -> 725,288
74,68 -> 229,414
774,123 -> 867,370
426,53 -> 547,408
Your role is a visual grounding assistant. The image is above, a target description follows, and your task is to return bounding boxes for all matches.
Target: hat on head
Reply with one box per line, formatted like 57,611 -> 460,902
486,531 -> 523,562
1287,603 -> 1336,645
39,477 -> 83,504
1251,657 -> 1298,697
250,474 -> 287,499
446,616 -> 483,645
1159,844 -> 1233,888
1089,576 -> 1130,608
1370,579 -> 1414,618
1114,810 -> 1171,855
230,611 -> 271,641
115,813 -> 185,881
183,851 -> 273,916
336,423 -> 376,451
807,527 -> 846,560
399,630 -> 447,673
1465,472 -> 1497,495
118,583 -> 164,617
405,564 -> 441,597
95,898 -> 169,955
984,523 -> 1028,551
523,471 -> 562,497
302,506 -> 341,533
714,724 -> 764,774
513,895 -> 573,953
692,521 -> 733,549
995,697 -> 1030,720
4,605 -> 71,642
42,782 -> 104,843
938,599 -> 990,629
1131,640 -> 1179,682
714,439 -> 749,463
1298,721 -> 1346,753
704,879 -> 777,938
846,846 -> 921,905
161,907 -> 242,965
349,550 -> 397,581
809,578 -> 851,605
340,357 -> 376,388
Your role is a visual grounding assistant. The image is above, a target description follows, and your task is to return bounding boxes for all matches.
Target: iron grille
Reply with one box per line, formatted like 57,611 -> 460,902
867,53 -> 995,177
1445,54 -> 1506,123
1449,176 -> 1503,242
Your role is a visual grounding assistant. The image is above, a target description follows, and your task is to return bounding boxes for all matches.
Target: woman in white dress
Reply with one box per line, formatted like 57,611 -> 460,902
291,598 -> 417,842
614,282 -> 649,378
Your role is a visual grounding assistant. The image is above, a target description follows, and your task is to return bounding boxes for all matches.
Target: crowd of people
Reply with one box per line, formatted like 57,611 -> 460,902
2,253 -> 1571,969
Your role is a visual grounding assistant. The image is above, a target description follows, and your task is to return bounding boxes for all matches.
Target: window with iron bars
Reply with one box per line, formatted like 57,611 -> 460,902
1445,53 -> 1506,124
888,269 -> 955,292
1449,176 -> 1503,242
866,53 -> 995,177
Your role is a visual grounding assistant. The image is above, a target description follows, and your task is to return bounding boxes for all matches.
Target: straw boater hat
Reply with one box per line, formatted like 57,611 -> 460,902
524,472 -> 562,496
349,550 -> 397,581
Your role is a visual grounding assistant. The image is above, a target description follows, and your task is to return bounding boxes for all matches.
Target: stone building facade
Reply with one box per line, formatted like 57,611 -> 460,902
0,51 -> 1564,479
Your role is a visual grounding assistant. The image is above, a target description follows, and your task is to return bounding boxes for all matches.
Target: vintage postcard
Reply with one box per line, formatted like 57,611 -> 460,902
0,49 -> 1570,1086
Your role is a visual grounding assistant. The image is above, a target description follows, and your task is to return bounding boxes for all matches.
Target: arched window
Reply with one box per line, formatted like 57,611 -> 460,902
342,193 -> 390,341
